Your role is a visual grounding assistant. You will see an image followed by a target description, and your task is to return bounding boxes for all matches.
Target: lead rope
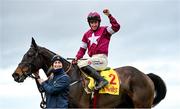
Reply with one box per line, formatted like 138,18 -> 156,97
28,62 -> 72,109
35,79 -> 46,109
29,74 -> 46,109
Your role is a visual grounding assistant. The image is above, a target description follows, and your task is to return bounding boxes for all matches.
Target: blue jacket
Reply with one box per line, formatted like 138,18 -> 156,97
41,68 -> 70,108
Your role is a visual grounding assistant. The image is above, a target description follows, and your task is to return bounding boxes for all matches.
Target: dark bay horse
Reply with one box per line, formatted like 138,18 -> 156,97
12,38 -> 166,108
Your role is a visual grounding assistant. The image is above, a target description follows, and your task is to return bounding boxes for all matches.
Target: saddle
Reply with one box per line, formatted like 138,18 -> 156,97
82,68 -> 120,95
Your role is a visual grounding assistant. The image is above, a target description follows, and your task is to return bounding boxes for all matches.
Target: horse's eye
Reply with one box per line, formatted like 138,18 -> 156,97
27,52 -> 34,57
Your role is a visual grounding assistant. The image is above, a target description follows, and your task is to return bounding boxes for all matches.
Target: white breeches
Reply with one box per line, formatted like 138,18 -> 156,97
77,54 -> 108,71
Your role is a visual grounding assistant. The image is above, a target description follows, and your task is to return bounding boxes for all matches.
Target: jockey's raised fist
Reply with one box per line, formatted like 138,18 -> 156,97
103,9 -> 110,16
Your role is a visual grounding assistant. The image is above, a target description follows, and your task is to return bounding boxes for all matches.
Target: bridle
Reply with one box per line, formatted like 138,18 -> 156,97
18,62 -> 46,109
18,50 -> 46,108
18,62 -> 38,78
18,49 -> 84,108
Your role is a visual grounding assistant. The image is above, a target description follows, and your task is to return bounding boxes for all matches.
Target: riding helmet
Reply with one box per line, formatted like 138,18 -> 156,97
51,55 -> 63,65
87,12 -> 101,23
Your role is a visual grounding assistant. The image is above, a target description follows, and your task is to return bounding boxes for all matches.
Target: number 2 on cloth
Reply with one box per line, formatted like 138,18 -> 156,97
109,74 -> 116,85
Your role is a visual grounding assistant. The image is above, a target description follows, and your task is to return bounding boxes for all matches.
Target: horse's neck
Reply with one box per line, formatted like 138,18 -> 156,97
38,47 -> 81,81
62,60 -> 81,81
38,47 -> 55,75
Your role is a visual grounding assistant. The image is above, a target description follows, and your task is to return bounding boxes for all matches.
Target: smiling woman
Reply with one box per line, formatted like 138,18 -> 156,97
36,55 -> 70,108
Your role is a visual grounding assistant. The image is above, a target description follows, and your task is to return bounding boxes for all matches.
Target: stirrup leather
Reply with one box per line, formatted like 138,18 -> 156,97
95,79 -> 108,90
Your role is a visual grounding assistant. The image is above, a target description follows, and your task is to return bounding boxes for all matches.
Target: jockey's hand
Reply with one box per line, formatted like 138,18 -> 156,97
103,9 -> 111,16
72,58 -> 78,65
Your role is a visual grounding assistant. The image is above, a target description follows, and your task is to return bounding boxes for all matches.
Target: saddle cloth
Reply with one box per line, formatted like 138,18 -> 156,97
86,68 -> 120,95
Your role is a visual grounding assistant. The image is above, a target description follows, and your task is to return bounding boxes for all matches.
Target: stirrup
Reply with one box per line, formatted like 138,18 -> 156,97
94,80 -> 108,90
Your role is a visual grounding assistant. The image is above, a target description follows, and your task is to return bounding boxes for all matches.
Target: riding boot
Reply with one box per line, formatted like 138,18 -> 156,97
81,65 -> 108,90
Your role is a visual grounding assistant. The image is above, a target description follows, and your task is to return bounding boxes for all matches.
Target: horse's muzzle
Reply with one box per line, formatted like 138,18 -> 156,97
12,73 -> 25,83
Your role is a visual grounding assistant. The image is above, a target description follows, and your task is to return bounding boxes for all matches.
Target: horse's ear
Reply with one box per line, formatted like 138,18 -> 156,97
31,37 -> 38,50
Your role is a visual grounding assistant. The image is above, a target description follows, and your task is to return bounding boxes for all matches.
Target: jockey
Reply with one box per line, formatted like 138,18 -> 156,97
73,9 -> 120,90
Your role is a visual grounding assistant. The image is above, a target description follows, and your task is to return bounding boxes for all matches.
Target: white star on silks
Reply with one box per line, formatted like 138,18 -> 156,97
88,33 -> 100,46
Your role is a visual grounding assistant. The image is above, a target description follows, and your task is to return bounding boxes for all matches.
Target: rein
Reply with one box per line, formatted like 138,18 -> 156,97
70,78 -> 84,86
24,62 -> 79,108
19,51 -> 85,108
28,74 -> 46,109
65,62 -> 72,73
18,54 -> 46,108
64,62 -> 85,86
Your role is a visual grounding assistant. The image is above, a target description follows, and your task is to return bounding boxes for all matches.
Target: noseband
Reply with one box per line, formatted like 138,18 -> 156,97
18,50 -> 40,79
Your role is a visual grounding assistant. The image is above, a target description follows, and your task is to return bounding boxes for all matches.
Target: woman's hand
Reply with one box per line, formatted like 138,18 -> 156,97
37,78 -> 45,85
34,70 -> 40,79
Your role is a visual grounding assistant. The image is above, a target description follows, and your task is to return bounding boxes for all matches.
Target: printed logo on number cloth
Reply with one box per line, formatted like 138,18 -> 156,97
87,68 -> 120,95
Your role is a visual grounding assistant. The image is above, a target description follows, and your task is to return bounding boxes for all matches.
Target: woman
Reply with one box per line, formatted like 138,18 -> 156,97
38,55 -> 70,108
73,9 -> 120,90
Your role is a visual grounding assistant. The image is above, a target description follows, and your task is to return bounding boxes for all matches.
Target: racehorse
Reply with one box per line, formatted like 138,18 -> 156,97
12,38 -> 166,108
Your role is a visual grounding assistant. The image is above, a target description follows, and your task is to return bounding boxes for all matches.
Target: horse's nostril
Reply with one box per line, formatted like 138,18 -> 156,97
12,73 -> 19,81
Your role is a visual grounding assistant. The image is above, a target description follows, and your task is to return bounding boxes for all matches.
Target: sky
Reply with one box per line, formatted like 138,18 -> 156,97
0,0 -> 180,109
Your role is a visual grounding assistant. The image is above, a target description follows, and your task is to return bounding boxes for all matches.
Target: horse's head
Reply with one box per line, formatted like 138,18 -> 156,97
12,38 -> 44,82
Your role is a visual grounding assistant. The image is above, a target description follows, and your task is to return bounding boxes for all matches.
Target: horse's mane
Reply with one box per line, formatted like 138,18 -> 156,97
38,46 -> 80,74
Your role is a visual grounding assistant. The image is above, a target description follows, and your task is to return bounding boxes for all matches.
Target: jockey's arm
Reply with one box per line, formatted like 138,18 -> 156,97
75,34 -> 88,60
103,9 -> 120,35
